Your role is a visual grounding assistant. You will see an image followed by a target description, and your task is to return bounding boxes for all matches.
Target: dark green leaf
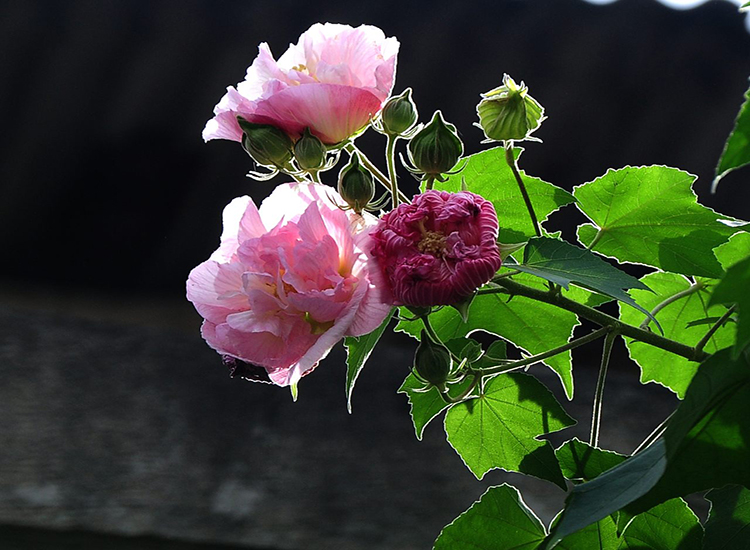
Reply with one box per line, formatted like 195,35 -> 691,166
437,147 -> 575,242
619,272 -> 735,398
445,337 -> 482,363
704,485 -> 750,549
434,484 -> 546,550
396,293 -> 579,399
619,499 -> 702,549
514,236 -> 655,325
555,515 -> 619,550
398,373 -> 473,440
343,309 -> 393,412
555,438 -> 626,482
444,373 -> 574,487
709,256 -> 750,358
475,340 -> 509,369
575,166 -> 736,278
715,84 -> 750,189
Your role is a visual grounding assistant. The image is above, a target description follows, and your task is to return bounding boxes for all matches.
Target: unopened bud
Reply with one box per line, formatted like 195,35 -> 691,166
237,117 -> 293,168
408,111 -> 463,177
294,127 -> 327,171
476,74 -> 544,142
414,330 -> 452,388
381,88 -> 418,136
337,153 -> 375,213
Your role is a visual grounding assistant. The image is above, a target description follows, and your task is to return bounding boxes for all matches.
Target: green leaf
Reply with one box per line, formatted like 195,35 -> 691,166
343,309 -> 393,413
546,349 -> 750,546
715,84 -> 750,190
713,231 -> 750,271
619,499 -> 702,550
555,438 -> 627,482
556,515 -> 619,550
434,484 -> 546,550
395,293 -> 579,399
709,256 -> 750,358
398,373 -> 473,440
704,485 -> 750,549
514,236 -> 655,325
444,373 -> 574,487
619,272 -> 735,398
437,146 -> 575,242
574,166 -> 736,278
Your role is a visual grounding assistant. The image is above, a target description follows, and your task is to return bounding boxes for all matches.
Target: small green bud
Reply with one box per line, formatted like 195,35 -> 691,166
476,74 -> 545,142
414,330 -> 452,388
381,88 -> 418,136
337,153 -> 375,213
408,111 -> 464,177
293,127 -> 327,171
237,117 -> 294,168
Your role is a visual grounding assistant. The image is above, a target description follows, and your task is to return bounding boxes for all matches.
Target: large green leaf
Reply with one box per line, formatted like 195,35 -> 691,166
434,484 -> 546,550
619,272 -> 735,398
556,438 -> 626,483
714,84 -> 750,190
709,256 -> 750,358
713,231 -> 750,271
398,373 -> 473,440
513,236 -> 654,323
574,166 -> 736,278
444,372 -> 574,487
343,310 -> 393,412
556,515 -> 619,550
704,485 -> 750,549
436,147 -> 575,242
546,349 -> 750,546
618,499 -> 702,549
395,293 -> 579,399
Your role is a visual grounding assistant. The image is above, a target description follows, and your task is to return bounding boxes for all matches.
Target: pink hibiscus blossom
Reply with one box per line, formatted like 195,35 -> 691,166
187,183 -> 392,387
371,190 -> 502,307
203,23 -> 399,145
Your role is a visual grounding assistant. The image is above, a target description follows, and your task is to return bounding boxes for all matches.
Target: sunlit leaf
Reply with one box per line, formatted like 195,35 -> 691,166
444,373 -> 574,487
619,272 -> 735,398
714,84 -> 750,190
555,438 -> 626,483
434,484 -> 546,550
398,373 -> 473,440
713,231 -> 750,270
343,310 -> 393,413
437,146 -> 575,242
575,166 -> 736,278
704,485 -> 750,549
709,256 -> 750,358
619,499 -> 702,549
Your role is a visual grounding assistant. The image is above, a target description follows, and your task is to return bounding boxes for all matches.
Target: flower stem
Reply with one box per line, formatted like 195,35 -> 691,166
504,142 -> 541,237
632,411 -> 674,454
345,143 -> 410,204
590,331 -> 617,448
424,175 -> 436,191
440,373 -> 481,404
386,135 -> 400,209
638,281 -> 704,330
472,326 -> 612,376
695,304 -> 736,353
308,170 -> 321,183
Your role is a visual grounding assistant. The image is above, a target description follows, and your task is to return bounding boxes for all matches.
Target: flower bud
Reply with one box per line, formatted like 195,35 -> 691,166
414,330 -> 452,388
476,74 -> 545,142
337,153 -> 375,213
237,117 -> 294,168
381,88 -> 418,136
408,111 -> 463,177
294,127 -> 327,171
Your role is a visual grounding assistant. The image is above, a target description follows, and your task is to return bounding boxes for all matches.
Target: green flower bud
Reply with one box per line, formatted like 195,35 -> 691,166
237,117 -> 294,168
476,74 -> 545,143
414,330 -> 452,388
337,153 -> 375,213
408,111 -> 463,177
293,127 -> 327,171
381,88 -> 418,136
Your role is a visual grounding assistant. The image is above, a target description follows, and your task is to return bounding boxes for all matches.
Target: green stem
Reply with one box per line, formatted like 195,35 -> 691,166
504,142 -> 541,237
440,373 -> 481,404
695,304 -> 736,353
586,230 -> 603,251
345,143 -> 410,204
632,411 -> 674,454
473,326 -> 612,376
590,331 -> 617,448
424,175 -> 436,191
422,315 -> 460,363
386,135 -> 400,209
488,278 -> 709,363
638,282 -> 704,329
308,170 -> 321,183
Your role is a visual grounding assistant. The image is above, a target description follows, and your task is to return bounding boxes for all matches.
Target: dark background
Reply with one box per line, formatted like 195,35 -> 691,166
1,1 -> 749,549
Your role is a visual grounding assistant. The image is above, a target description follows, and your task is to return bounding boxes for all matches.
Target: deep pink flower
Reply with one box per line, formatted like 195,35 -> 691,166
203,23 -> 399,145
371,190 -> 502,307
187,183 -> 392,387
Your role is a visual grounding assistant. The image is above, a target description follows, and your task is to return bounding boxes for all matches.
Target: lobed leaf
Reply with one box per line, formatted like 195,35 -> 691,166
618,498 -> 702,549
398,373 -> 473,440
555,438 -> 626,483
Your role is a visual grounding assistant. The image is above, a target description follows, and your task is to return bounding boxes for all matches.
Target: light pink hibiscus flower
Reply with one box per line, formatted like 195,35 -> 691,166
187,183 -> 392,387
203,23 -> 399,145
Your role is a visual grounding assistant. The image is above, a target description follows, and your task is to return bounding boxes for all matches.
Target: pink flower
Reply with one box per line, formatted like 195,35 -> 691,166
187,183 -> 392,387
203,23 -> 399,145
371,190 -> 502,307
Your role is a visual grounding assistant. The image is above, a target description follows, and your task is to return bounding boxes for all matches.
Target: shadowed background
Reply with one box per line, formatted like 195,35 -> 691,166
1,0 -> 749,548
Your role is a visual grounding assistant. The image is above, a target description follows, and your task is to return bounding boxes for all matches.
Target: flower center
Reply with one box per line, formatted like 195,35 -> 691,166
417,230 -> 447,256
